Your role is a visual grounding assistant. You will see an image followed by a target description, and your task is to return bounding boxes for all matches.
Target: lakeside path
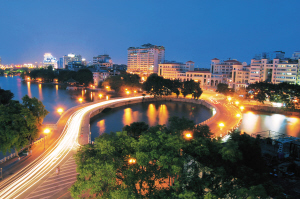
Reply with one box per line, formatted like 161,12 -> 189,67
0,91 -> 242,198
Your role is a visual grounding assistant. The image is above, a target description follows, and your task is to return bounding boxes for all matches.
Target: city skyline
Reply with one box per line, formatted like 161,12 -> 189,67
1,0 -> 300,66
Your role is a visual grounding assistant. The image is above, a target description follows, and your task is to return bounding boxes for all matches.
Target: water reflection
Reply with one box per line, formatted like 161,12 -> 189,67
147,104 -> 157,126
97,119 -> 106,135
239,111 -> 300,138
158,104 -> 168,125
38,84 -> 43,100
27,81 -> 32,97
123,108 -> 139,126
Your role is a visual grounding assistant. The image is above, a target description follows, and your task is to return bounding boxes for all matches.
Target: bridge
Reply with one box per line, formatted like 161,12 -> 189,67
0,91 -> 242,198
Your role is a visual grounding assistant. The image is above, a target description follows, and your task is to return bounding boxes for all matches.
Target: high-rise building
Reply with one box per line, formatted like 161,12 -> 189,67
249,58 -> 300,84
62,53 -> 82,69
291,51 -> 300,60
127,43 -> 165,77
93,54 -> 113,69
43,53 -> 57,69
254,51 -> 285,60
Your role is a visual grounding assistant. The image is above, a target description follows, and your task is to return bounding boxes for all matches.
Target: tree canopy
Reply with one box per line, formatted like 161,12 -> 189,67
70,117 -> 283,198
0,94 -> 49,156
103,73 -> 141,93
247,82 -> 300,108
0,88 -> 14,105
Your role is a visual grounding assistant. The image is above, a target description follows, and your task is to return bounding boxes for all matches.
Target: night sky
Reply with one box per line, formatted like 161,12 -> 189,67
1,0 -> 299,67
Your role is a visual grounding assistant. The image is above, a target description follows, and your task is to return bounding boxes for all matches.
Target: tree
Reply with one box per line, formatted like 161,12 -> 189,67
0,100 -> 42,156
75,68 -> 93,86
216,83 -> 229,95
122,122 -> 149,139
0,88 -> 14,105
142,73 -> 165,97
71,119 -> 284,198
22,95 -> 49,127
181,80 -> 202,99
103,73 -> 141,93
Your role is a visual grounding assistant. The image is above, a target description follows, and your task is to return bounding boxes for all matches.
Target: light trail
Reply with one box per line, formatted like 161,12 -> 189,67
0,96 -> 145,199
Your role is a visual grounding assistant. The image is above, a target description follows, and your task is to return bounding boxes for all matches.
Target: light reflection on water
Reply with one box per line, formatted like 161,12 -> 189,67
239,111 -> 300,138
90,102 -> 212,141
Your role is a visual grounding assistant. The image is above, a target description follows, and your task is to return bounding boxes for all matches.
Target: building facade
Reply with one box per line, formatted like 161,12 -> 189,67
62,53 -> 83,69
43,53 -> 57,69
127,43 -> 165,78
158,61 -> 194,80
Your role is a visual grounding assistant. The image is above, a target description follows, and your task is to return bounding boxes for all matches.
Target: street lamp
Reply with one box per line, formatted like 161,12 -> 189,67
128,158 -> 136,164
57,108 -> 64,114
99,94 -> 103,99
184,132 -> 193,140
43,129 -> 50,150
235,101 -> 239,105
236,113 -> 241,117
79,98 -> 83,103
240,106 -> 245,111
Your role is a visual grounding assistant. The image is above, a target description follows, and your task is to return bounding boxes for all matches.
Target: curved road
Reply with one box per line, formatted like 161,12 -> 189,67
0,91 -> 242,198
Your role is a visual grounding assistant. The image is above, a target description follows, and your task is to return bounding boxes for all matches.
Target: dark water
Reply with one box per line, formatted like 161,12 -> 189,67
90,101 -> 212,141
0,76 -> 108,123
238,111 -> 300,138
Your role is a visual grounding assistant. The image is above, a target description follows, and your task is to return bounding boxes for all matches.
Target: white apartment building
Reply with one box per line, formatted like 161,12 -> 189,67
158,60 -> 225,88
249,58 -> 300,84
127,43 -> 165,77
158,61 -> 194,79
211,58 -> 244,78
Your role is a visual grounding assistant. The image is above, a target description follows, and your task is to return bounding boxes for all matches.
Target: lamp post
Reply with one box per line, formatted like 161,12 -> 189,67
44,129 -> 50,150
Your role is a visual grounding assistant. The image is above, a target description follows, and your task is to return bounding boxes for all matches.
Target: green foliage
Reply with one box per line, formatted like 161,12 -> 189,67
71,118 -> 283,198
168,116 -> 195,133
122,122 -> 149,139
181,80 -> 202,99
74,68 -> 93,86
0,88 -> 14,105
29,67 -> 55,82
57,70 -> 77,82
143,74 -> 183,97
247,82 -> 300,108
216,83 -> 230,95
0,94 -> 48,156
103,73 -> 141,92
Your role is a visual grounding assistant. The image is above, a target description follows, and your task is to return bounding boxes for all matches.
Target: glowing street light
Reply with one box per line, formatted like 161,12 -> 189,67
106,86 -> 109,89
99,94 -> 103,99
235,101 -> 239,105
126,91 -> 130,95
240,106 -> 245,111
219,123 -> 224,127
128,158 -> 136,164
43,129 -> 50,150
134,90 -> 137,93
184,131 -> 193,140
57,108 -> 64,114
227,97 -> 232,101
79,98 -> 83,103
236,113 -> 241,117
106,95 -> 109,100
